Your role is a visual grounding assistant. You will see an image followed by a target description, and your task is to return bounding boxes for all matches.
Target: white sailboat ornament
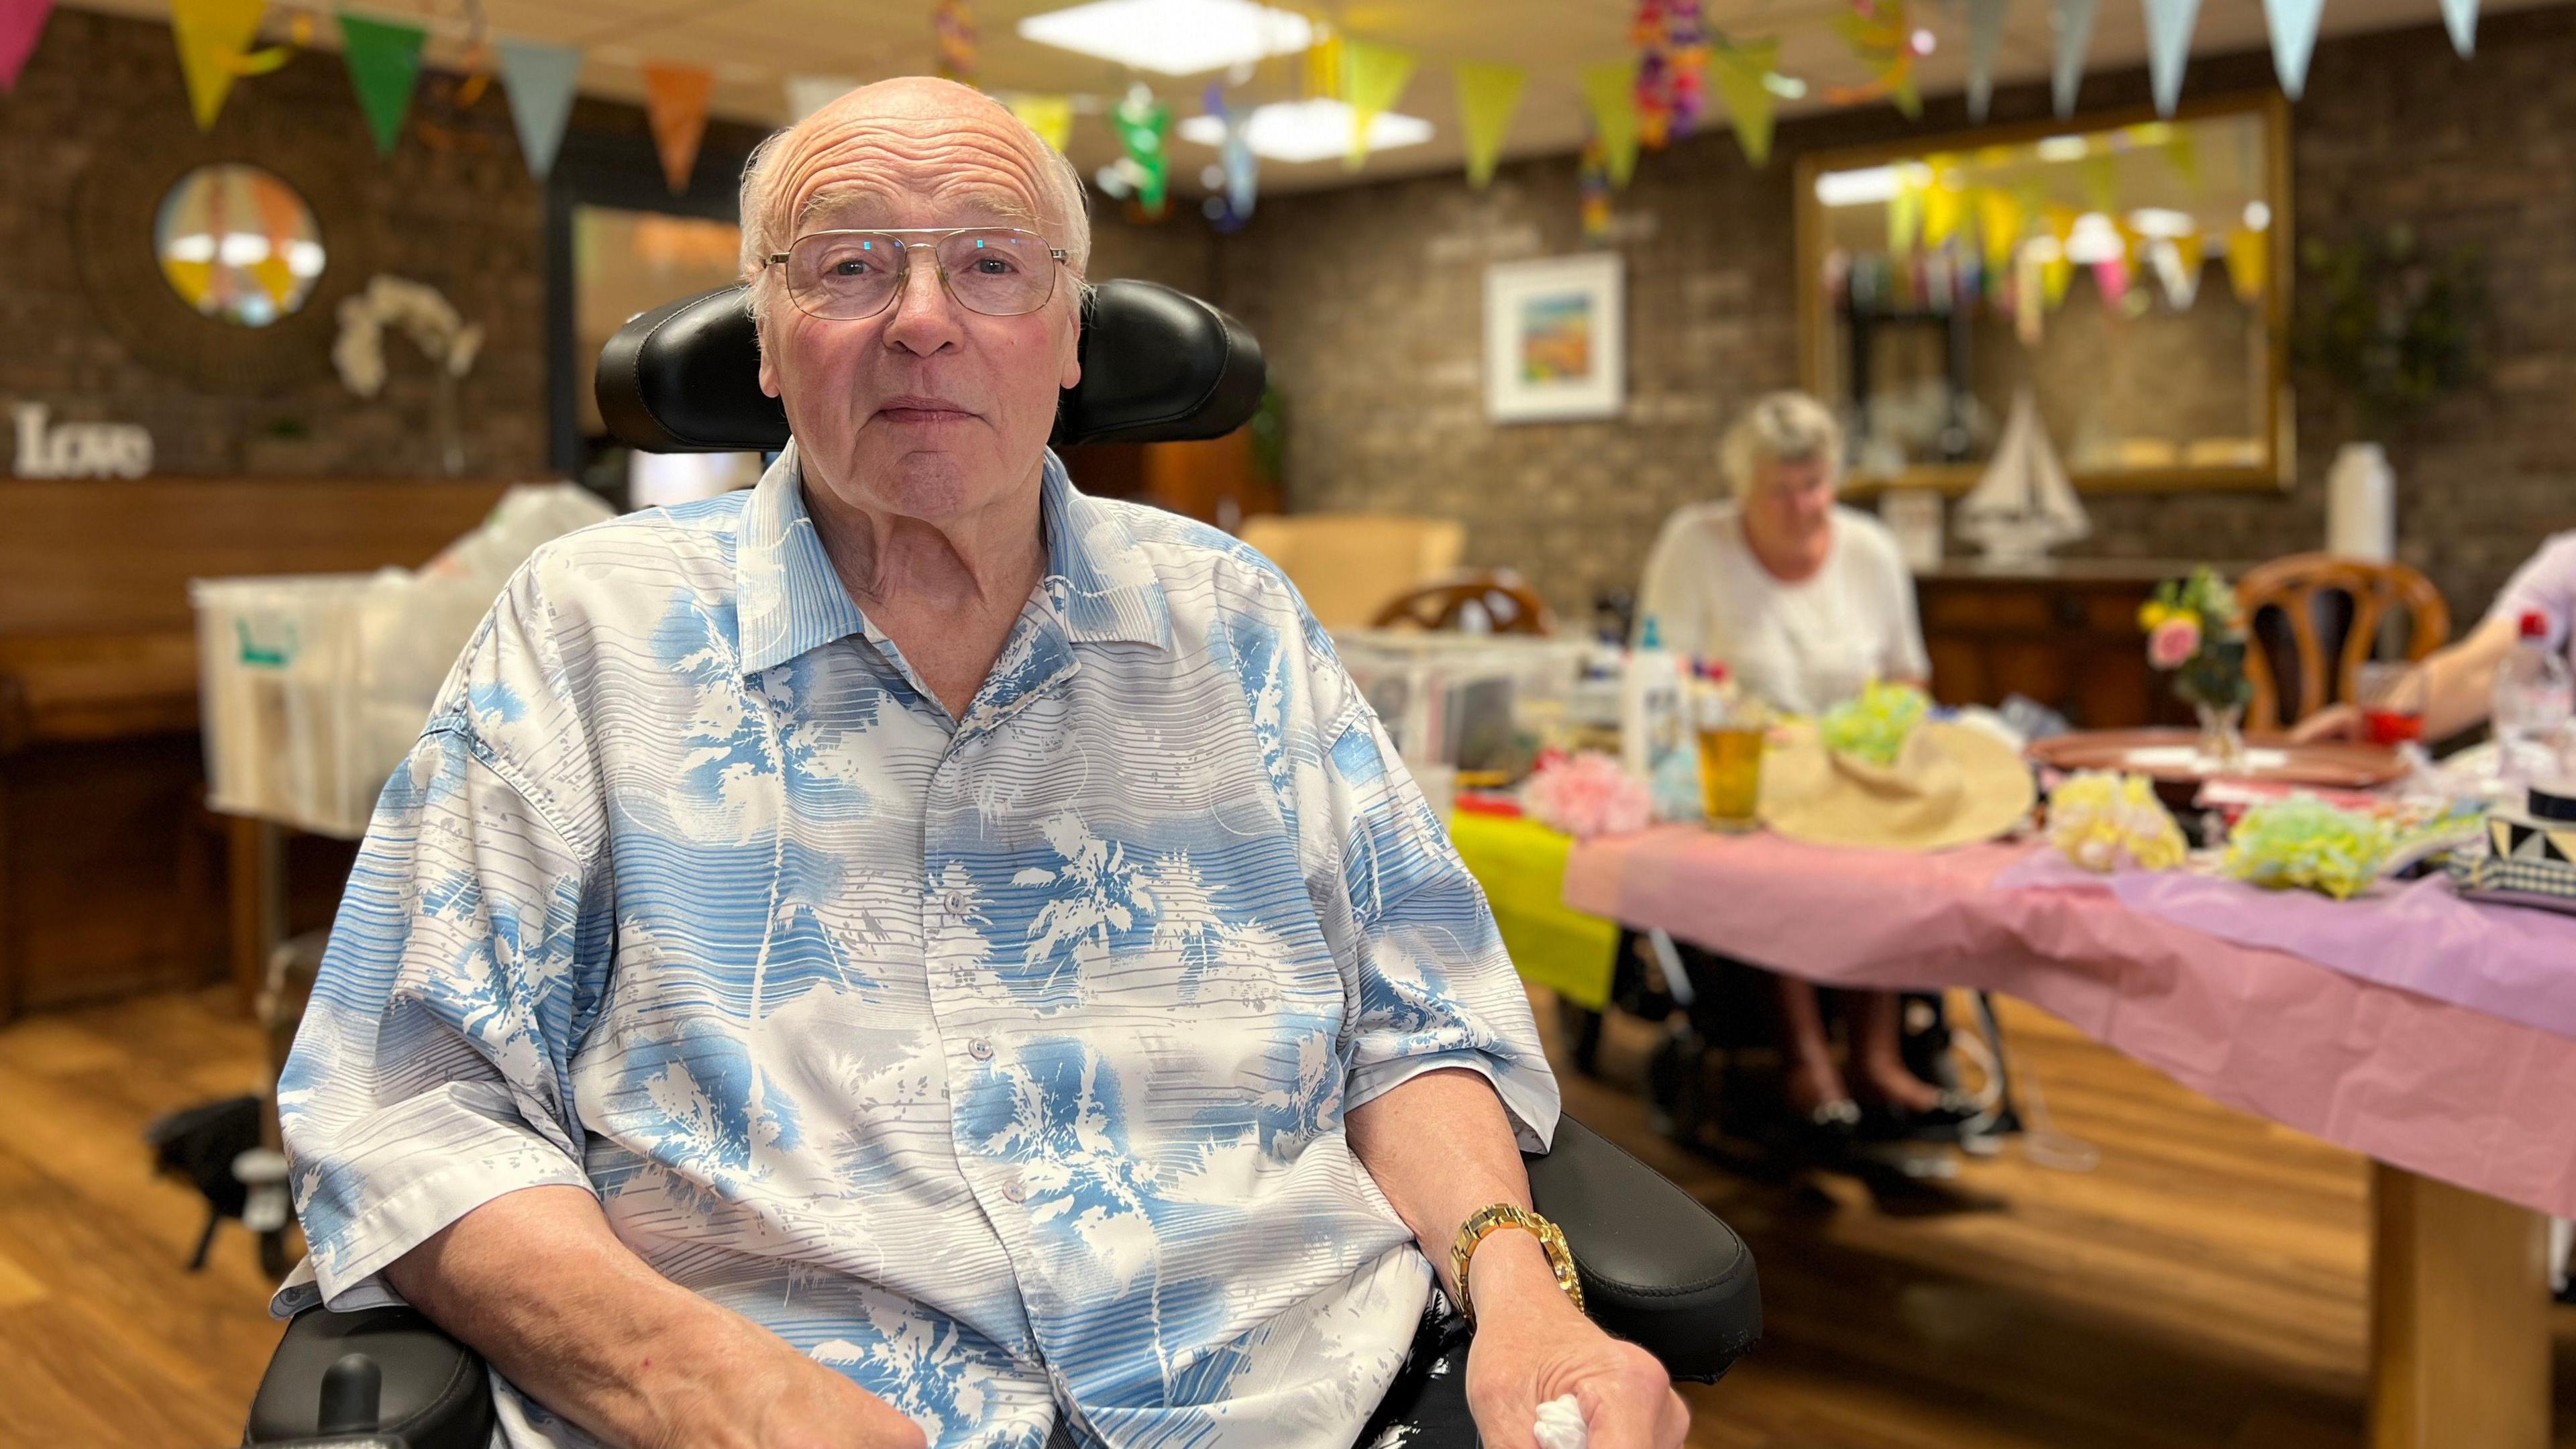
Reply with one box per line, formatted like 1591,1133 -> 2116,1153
1956,388 -> 2090,569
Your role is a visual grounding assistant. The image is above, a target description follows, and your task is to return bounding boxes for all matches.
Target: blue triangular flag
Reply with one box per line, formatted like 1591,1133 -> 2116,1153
2051,0 -> 2098,117
1968,0 -> 2008,122
2143,0 -> 2200,116
2440,0 -> 2477,55
2261,0 -> 2322,99
497,38 -> 582,179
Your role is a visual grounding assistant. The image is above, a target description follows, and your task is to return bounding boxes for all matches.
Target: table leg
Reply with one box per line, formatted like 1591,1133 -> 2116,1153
226,816 -> 284,1014
2368,1159 -> 2552,1449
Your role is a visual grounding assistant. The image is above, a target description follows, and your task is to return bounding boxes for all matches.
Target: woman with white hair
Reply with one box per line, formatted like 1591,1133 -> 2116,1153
1633,391 -> 1962,1144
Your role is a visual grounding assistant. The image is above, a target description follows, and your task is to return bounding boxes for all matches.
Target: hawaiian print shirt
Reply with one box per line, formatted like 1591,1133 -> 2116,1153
276,446 -> 1558,1449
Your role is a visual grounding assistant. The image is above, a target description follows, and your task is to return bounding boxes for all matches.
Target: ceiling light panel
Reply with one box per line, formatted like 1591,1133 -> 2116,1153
1017,0 -> 1313,76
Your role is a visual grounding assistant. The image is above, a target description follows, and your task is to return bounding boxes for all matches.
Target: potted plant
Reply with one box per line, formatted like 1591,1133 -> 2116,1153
2141,567 -> 2253,767
2290,225 -> 2485,561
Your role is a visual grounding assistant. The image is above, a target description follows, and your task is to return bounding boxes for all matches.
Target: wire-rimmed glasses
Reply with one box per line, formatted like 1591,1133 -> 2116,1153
764,227 -> 1069,321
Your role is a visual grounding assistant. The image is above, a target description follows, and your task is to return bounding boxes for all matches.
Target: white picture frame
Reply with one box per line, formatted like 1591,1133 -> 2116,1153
1483,253 -> 1625,423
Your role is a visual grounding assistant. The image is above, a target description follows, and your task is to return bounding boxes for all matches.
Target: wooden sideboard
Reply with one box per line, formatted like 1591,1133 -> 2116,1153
0,476 -> 515,1022
1917,559 -> 2253,730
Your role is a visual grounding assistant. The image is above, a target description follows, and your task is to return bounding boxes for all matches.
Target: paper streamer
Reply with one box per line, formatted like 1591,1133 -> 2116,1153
2440,0 -> 2477,56
1110,87 -> 1169,217
643,62 -> 713,193
338,12 -> 427,156
1966,0 -> 2006,121
1578,132 -> 1611,242
1709,39 -> 1778,166
1199,80 -> 1256,229
496,38 -> 580,178
785,74 -> 859,125
1,0 -> 52,91
1630,0 -> 1708,147
2051,0 -> 2098,117
1579,58 -> 1642,186
172,0 -> 268,129
1453,61 -> 1525,188
934,0 -> 975,83
1341,38 -> 1415,166
1826,0 -> 1921,118
1007,93 -> 1073,153
2142,0 -> 2200,117
2260,0 -> 2322,99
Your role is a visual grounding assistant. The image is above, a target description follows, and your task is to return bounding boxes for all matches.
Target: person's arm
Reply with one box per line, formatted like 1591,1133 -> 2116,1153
2291,612 -> 2519,743
1633,512 -> 1703,657
384,1187 -> 923,1449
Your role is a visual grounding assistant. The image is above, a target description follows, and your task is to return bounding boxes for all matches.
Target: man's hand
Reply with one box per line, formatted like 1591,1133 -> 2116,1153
1458,1235 -> 1687,1449
2290,703 -> 2363,743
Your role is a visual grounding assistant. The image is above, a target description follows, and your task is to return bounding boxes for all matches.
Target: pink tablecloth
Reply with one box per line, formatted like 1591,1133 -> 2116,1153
1563,827 -> 2576,1219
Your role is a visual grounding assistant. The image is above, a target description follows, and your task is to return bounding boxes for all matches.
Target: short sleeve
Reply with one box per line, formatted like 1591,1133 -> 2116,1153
2487,532 -> 2576,652
1318,708 -> 1561,1152
1633,510 -> 1707,660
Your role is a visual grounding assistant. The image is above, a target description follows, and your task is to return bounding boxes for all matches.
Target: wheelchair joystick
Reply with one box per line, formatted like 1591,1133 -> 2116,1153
317,1352 -> 383,1434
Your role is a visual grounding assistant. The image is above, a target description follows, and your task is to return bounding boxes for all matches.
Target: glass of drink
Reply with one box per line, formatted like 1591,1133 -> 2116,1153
2355,661 -> 2426,747
1693,685 -> 1766,830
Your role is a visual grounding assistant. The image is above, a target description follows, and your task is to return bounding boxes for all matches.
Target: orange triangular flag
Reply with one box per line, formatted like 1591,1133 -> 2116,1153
642,62 -> 712,194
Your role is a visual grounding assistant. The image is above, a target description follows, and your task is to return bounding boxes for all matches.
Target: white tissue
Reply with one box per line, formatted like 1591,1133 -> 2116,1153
1534,1394 -> 1588,1449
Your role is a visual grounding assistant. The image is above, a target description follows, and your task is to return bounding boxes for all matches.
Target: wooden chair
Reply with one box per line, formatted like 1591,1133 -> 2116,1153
1369,571 -> 1556,635
2236,553 -> 2450,730
1235,515 -> 1464,631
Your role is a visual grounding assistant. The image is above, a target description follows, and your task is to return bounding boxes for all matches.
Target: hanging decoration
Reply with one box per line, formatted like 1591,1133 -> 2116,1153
1109,85 -> 1170,218
1304,23 -> 1342,99
2440,0 -> 2477,55
1630,0 -> 1709,147
1886,168 -> 1923,253
0,0 -> 53,91
1965,0 -> 2006,121
934,0 -> 976,83
1707,38 -> 1780,166
1578,132 -> 1613,243
2051,0 -> 2098,117
1008,92 -> 1074,153
171,0 -> 268,129
1921,160 -> 1964,248
786,74 -> 859,124
1199,80 -> 1256,231
1453,61 -> 1525,187
1825,0 -> 1923,119
495,38 -> 580,178
338,12 -> 427,156
2261,0 -> 2322,99
1341,37 -> 1415,166
1976,186 -> 2023,274
2141,0 -> 2200,116
642,62 -> 713,193
2224,223 -> 2267,301
1578,58 -> 1642,186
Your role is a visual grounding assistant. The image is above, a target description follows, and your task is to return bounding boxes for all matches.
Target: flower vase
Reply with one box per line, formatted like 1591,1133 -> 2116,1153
2194,701 -> 2248,772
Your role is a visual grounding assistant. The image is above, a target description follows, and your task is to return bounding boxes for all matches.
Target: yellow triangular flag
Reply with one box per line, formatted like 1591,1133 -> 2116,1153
1453,61 -> 1523,189
172,0 -> 269,130
1008,93 -> 1073,154
2174,231 -> 2207,282
1708,40 -> 1778,166
1305,29 -> 1343,101
1922,163 -> 1964,249
1977,186 -> 2023,274
1341,38 -> 1414,167
1888,170 -> 1923,253
1578,58 -> 1642,187
2043,253 -> 2074,308
2224,225 -> 2267,302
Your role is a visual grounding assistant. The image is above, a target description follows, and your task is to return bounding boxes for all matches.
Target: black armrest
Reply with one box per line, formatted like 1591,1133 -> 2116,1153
1527,1116 -> 1762,1382
244,1305 -> 492,1449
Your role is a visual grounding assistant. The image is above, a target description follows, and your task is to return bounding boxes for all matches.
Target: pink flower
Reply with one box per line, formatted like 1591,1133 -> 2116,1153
2147,615 -> 2202,669
1521,751 -> 1652,841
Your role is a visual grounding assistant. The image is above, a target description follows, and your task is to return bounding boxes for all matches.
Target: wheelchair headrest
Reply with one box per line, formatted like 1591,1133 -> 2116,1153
594,278 -> 1267,453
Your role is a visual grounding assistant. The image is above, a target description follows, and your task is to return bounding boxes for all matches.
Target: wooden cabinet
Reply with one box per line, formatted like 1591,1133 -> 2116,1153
1916,560 -> 2249,730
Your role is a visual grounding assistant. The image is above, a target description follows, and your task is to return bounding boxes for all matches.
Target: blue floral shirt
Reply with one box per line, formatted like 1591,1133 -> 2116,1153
276,447 -> 1558,1449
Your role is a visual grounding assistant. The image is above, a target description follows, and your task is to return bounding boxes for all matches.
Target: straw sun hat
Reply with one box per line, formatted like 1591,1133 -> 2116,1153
1758,718 -> 2037,851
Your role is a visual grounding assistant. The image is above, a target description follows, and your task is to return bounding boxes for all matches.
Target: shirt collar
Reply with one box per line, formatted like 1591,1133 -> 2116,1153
735,443 -> 1171,677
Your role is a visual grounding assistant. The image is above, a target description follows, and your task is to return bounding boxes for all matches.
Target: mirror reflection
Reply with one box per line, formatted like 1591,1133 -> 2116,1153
154,162 -> 327,327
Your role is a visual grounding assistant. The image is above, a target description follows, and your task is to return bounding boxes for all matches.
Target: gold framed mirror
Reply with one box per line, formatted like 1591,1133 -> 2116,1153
1795,92 -> 2293,494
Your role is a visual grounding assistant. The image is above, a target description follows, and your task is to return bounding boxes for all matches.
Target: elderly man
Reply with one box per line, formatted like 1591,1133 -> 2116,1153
278,78 -> 1685,1449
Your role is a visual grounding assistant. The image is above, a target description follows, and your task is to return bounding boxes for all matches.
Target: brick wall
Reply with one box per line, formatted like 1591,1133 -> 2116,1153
1214,8 -> 2576,627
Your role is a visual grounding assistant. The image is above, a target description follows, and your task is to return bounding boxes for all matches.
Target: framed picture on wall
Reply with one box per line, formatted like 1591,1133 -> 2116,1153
1483,253 -> 1625,423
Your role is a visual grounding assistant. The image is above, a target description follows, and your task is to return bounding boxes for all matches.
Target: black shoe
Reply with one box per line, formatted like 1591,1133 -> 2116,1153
1860,1089 -> 1984,1142
1788,1097 -> 1862,1159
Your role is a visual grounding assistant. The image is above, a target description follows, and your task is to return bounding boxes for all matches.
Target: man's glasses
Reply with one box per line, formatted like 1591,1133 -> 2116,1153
764,227 -> 1069,321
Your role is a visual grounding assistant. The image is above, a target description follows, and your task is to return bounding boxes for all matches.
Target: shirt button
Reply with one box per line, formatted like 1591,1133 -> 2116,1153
968,1038 -> 994,1061
1001,1175 -> 1026,1204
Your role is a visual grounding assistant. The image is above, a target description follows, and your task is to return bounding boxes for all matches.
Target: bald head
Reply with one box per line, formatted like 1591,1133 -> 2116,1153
739,76 -> 1091,323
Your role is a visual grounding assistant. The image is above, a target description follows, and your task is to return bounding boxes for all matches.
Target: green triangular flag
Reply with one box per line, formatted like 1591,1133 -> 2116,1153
1578,58 -> 1641,187
339,11 -> 427,156
1709,40 -> 1778,167
1453,61 -> 1523,188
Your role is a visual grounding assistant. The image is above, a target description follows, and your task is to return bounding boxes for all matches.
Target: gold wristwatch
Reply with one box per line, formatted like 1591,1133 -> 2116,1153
1448,1203 -> 1584,1326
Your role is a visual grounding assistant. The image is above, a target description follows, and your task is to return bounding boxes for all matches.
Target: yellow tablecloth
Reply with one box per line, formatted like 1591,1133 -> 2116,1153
1446,810 -> 1621,1009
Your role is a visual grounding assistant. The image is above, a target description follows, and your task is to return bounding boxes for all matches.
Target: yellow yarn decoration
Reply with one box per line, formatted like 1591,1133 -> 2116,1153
2046,771 -> 2188,873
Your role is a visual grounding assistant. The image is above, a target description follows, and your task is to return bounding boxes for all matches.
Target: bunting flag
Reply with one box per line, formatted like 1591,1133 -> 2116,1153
2092,252 -> 2128,305
1631,0 -> 1709,147
1965,0 -> 2006,122
1578,58 -> 1642,186
0,0 -> 53,91
2261,0 -> 2322,99
338,13 -> 427,156
1304,25 -> 1342,100
1887,170 -> 1923,253
642,62 -> 712,193
2440,0 -> 2477,55
786,74 -> 859,124
1707,39 -> 1778,166
2141,0 -> 2200,116
2051,0 -> 2098,117
1007,93 -> 1074,153
1109,86 -> 1169,217
2041,248 -> 2074,308
2224,223 -> 2267,301
495,38 -> 580,178
1826,0 -> 1921,118
172,0 -> 268,129
1578,132 -> 1612,243
1340,38 -> 1415,166
2081,152 -> 2118,213
1977,186 -> 2023,273
1453,61 -> 1525,187
934,0 -> 976,83
1921,163 -> 1964,248
1200,80 -> 1256,229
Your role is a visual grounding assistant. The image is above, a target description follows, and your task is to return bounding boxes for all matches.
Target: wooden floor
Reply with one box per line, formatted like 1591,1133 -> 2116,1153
0,985 -> 2569,1448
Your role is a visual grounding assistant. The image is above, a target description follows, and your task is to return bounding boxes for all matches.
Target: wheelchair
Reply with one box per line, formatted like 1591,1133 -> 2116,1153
241,279 -> 1763,1445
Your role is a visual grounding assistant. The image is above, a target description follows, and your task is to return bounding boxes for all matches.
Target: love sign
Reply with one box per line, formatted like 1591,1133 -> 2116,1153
13,402 -> 154,480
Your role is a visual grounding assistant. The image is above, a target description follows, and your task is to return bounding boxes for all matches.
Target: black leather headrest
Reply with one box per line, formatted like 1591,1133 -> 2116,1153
594,278 -> 1266,453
